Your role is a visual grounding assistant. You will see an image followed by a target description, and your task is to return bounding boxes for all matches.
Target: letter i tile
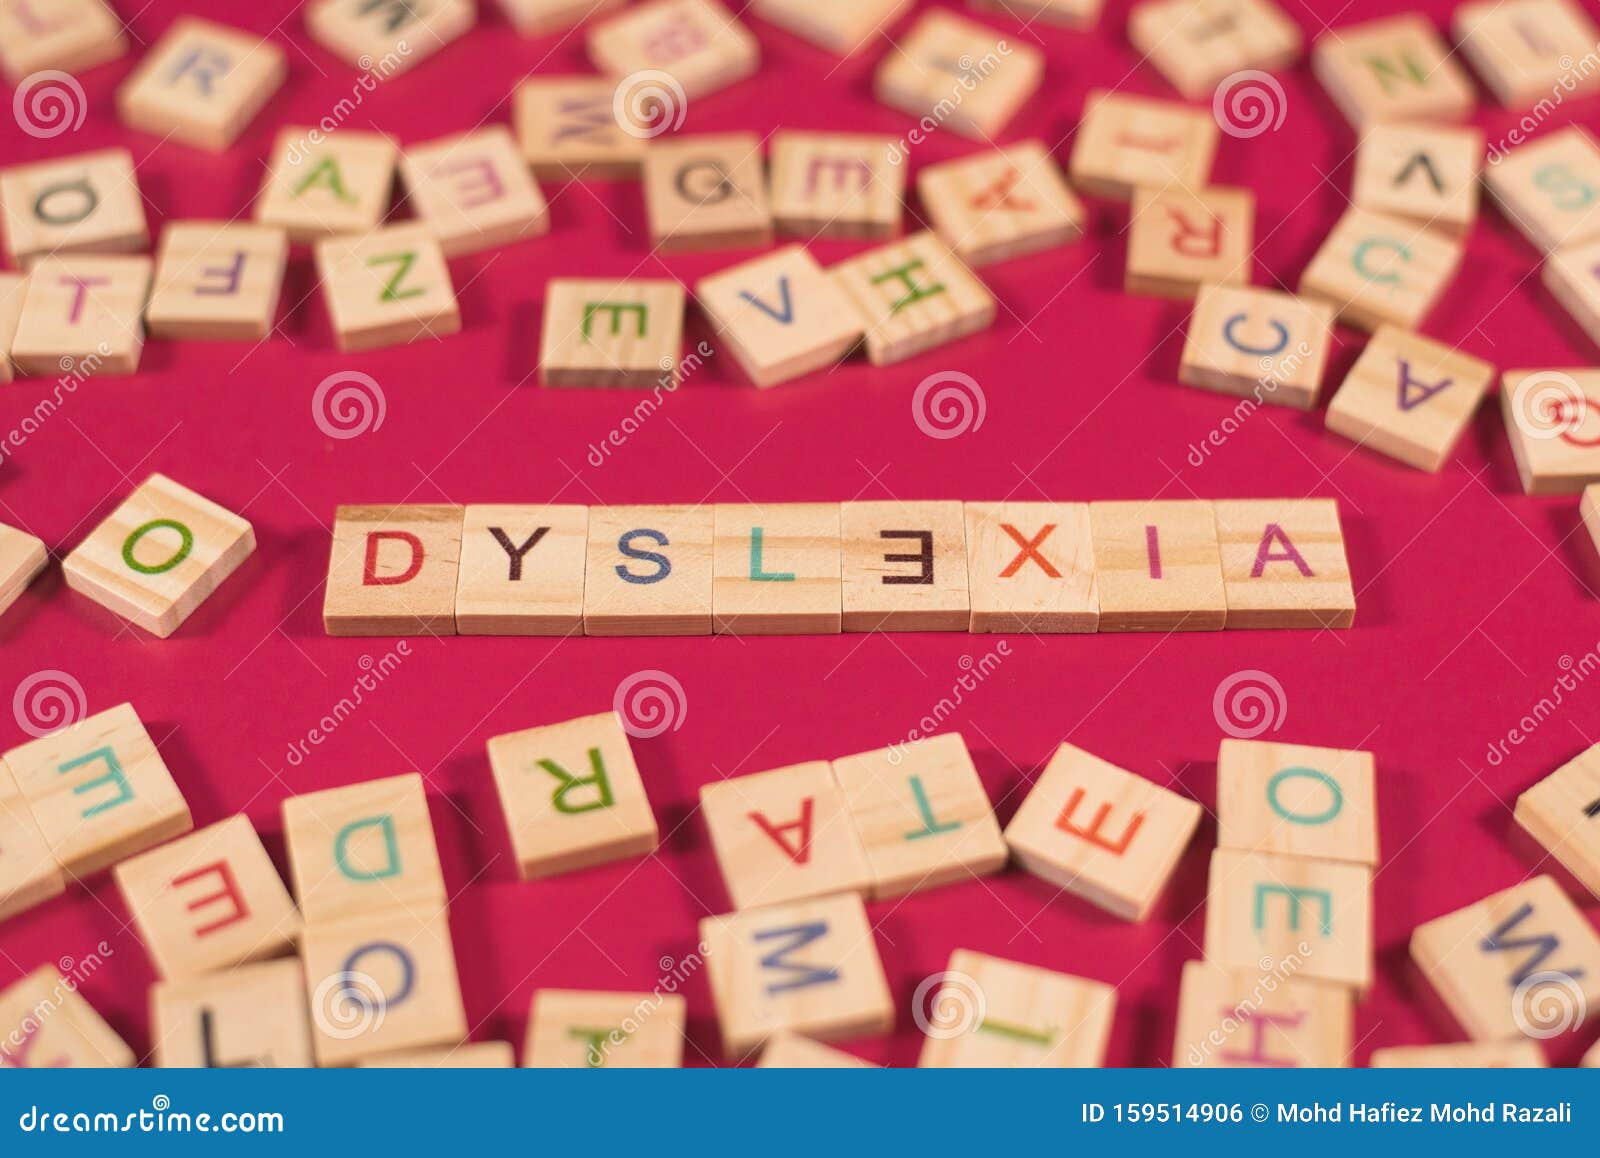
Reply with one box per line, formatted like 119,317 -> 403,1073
917,949 -> 1115,1067
1088,500 -> 1226,631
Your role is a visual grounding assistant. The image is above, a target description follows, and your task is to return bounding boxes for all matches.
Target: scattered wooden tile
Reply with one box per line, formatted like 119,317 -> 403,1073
486,710 -> 659,879
2,702 -> 192,879
1311,14 -> 1475,130
1067,89 -> 1219,201
9,255 -> 152,377
750,0 -> 910,55
0,272 -> 25,382
917,141 -> 1086,268
1369,1041 -> 1547,1067
711,503 -> 841,634
500,0 -> 626,36
0,0 -> 126,82
964,501 -> 1098,633
1324,325 -> 1494,471
1454,0 -> 1600,109
874,10 -> 1043,140
306,0 -> 474,73
62,473 -> 256,638
969,0 -> 1102,30
1484,127 -> 1600,254
1088,500 -> 1225,632
1514,743 -> 1600,899
1351,123 -> 1483,237
830,231 -> 994,366
1213,498 -> 1356,629
539,278 -> 685,388
642,132 -> 771,253
695,246 -> 865,387
1411,876 -> 1600,1040
1173,960 -> 1352,1067
0,758 -> 64,923
1126,184 -> 1254,300
1585,484 -> 1600,558
757,1031 -> 878,1067
400,126 -> 550,257
588,0 -> 759,100
0,966 -> 134,1067
0,519 -> 48,618
323,504 -> 465,636
1542,235 -> 1600,351
280,772 -> 446,925
1298,206 -> 1463,332
839,500 -> 968,631
700,891 -> 893,1057
700,759 -> 869,907
1585,1039 -> 1600,1067
254,127 -> 398,244
582,504 -> 714,635
150,958 -> 313,1067
302,906 -> 468,1066
1180,285 -> 1335,410
359,1041 -> 515,1066
1205,848 -> 1373,989
1217,738 -> 1375,864
0,149 -> 148,269
454,504 -> 587,636
113,814 -> 300,980
315,224 -> 460,353
769,131 -> 904,241
1129,0 -> 1302,99
523,989 -> 686,1067
116,17 -> 286,151
917,949 -> 1115,1067
1004,741 -> 1202,921
514,76 -> 647,181
1500,368 -> 1600,494
831,734 -> 1006,899
144,222 -> 289,342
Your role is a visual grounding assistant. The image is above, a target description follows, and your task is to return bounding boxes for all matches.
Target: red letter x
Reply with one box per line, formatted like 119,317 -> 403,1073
998,524 -> 1060,578
970,168 -> 1036,212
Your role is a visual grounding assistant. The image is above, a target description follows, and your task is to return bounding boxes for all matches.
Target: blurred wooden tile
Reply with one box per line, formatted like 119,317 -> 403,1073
1484,127 -> 1600,254
0,0 -> 126,81
1004,741 -> 1202,921
917,141 -> 1085,268
750,0 -> 909,55
642,132 -> 771,253
145,222 -> 288,342
500,0 -> 626,35
700,892 -> 892,1056
1411,876 -> 1600,1040
454,504 -> 587,636
1129,0 -> 1302,99
3,702 -> 192,878
711,503 -> 841,634
1213,498 -> 1356,629
757,1031 -> 878,1066
150,958 -> 312,1067
917,949 -> 1115,1067
1542,235 -> 1600,351
830,231 -> 994,365
695,246 -> 865,386
486,711 -> 658,879
1454,0 -> 1600,108
0,272 -> 25,382
254,127 -> 397,243
770,131 -> 903,241
969,0 -> 1102,29
1126,184 -> 1254,300
0,519 -> 48,618
1067,89 -> 1218,201
514,76 -> 647,180
1311,14 -> 1475,130
1586,484 -> 1600,557
63,472 -> 255,638
1369,1041 -> 1547,1067
1089,500 -> 1225,631
0,966 -> 133,1067
839,499 -> 968,631
1514,743 -> 1600,899
964,501 -> 1098,633
281,772 -> 446,925
874,10 -> 1043,140
1180,285 -> 1334,410
1351,123 -> 1482,237
306,0 -> 473,73
523,989 -> 685,1067
1173,961 -> 1352,1067
359,1041 -> 515,1067
0,758 -> 64,923
323,504 -> 464,636
587,0 -> 759,100
401,126 -> 550,257
0,149 -> 147,269
582,504 -> 714,635
1205,848 -> 1373,989
9,255 -> 151,377
539,278 -> 685,388
1217,738 -> 1376,864
116,17 -> 286,150
1299,206 -> 1463,331
1325,325 -> 1494,471
1584,1039 -> 1600,1067
1500,368 -> 1600,494
315,224 -> 460,353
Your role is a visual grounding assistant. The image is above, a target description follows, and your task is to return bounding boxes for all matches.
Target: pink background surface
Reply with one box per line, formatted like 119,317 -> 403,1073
3,0 -> 1600,1067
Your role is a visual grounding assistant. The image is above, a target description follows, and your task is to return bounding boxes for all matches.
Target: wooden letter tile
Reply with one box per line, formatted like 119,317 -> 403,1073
144,222 -> 289,342
486,710 -> 659,879
323,504 -> 464,636
917,949 -> 1115,1067
839,499 -> 968,631
254,127 -> 398,243
1089,500 -> 1225,632
1544,236 -> 1600,351
769,132 -> 903,241
1180,285 -> 1334,410
523,989 -> 686,1067
1213,498 -> 1356,629
359,1041 -> 515,1067
315,224 -> 460,353
1126,185 -> 1255,301
1454,0 -> 1600,109
2,702 -> 192,878
1484,127 -> 1600,254
1352,123 -> 1483,237
700,759 -> 869,908
62,472 -> 256,638
587,0 -> 759,100
583,504 -> 713,635
0,519 -> 48,617
0,757 -> 64,923
757,1031 -> 878,1067
1311,15 -> 1475,130
700,892 -> 892,1056
1298,206 -> 1463,332
306,0 -> 474,74
0,967 -> 133,1068
917,141 -> 1085,269
454,504 -> 588,636
0,149 -> 147,269
1514,744 -> 1600,899
0,0 -> 125,82
749,0 -> 910,56
1067,89 -> 1219,201
1369,1041 -> 1547,1067
539,278 -> 685,388
964,501 -> 1098,633
150,958 -> 312,1067
9,255 -> 152,377
1173,960 -> 1352,1067
116,17 -> 286,151
1500,368 -> 1600,494
1004,741 -> 1202,921
830,231 -> 994,366
0,272 -> 25,382
970,0 -> 1102,29
711,503 -> 841,634
874,11 -> 1043,140
1217,738 -> 1376,864
514,76 -> 646,181
400,126 -> 550,258
1129,0 -> 1302,99
1585,484 -> 1600,559
643,132 -> 771,253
